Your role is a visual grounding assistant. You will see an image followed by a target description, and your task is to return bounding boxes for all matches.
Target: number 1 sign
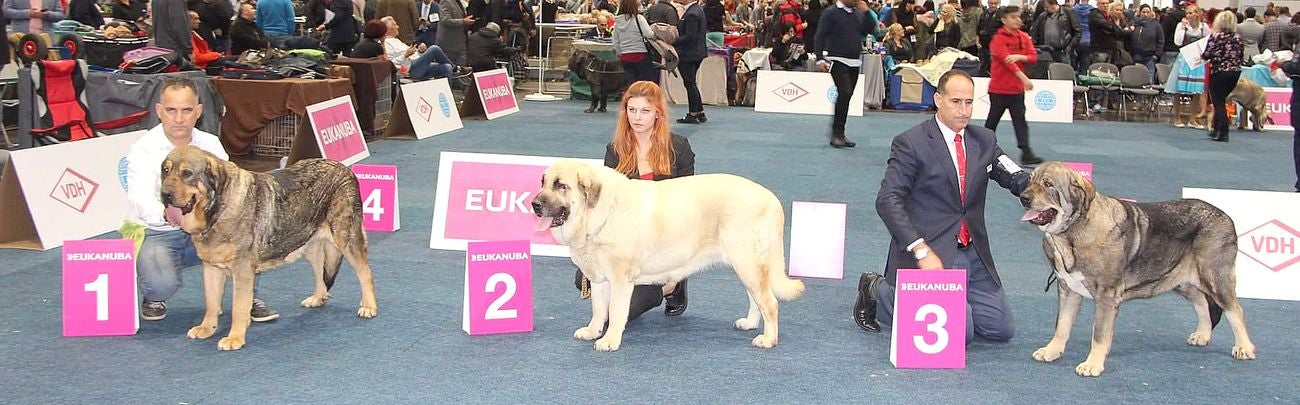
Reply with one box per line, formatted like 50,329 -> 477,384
463,240 -> 533,335
890,268 -> 967,368
62,239 -> 138,336
352,164 -> 399,232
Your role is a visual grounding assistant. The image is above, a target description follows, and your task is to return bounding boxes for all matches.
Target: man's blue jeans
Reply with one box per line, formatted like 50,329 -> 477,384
409,45 -> 457,80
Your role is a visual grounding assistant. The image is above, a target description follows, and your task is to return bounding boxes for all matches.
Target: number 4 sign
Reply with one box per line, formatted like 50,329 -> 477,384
890,268 -> 967,368
352,164 -> 399,232
463,240 -> 533,335
62,239 -> 138,336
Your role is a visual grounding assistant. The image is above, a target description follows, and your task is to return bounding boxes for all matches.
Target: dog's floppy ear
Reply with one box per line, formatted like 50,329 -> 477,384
201,155 -> 228,222
577,165 -> 602,208
1068,169 -> 1096,209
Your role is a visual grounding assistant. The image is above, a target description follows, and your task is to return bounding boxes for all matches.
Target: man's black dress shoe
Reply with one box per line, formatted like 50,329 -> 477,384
664,279 -> 688,316
853,272 -> 882,333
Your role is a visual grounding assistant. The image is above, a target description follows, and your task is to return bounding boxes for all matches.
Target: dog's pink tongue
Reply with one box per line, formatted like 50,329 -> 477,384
1020,209 -> 1043,222
535,216 -> 554,232
165,206 -> 183,226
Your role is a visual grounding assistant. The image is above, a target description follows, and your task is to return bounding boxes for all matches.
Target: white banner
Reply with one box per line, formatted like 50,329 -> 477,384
431,152 -> 602,257
755,70 -> 864,116
1182,188 -> 1300,301
400,78 -> 463,139
973,78 -> 1075,124
0,131 -> 146,250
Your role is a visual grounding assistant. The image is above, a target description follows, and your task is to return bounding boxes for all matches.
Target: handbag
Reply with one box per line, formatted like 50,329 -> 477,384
633,16 -> 662,65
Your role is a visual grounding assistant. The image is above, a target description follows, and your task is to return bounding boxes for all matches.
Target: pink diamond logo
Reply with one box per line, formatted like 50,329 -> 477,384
49,168 -> 99,213
1237,220 -> 1300,272
417,97 -> 434,122
772,82 -> 809,102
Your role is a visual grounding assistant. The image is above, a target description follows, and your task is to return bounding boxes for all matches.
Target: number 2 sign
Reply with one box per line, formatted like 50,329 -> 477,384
62,239 -> 138,337
352,164 -> 399,232
890,268 -> 967,368
462,240 -> 533,335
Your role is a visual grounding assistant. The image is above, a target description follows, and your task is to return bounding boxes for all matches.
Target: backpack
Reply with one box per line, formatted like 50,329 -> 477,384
119,47 -> 185,74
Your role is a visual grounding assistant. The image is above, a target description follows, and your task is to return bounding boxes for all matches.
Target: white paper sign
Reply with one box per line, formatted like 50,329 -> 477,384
1182,187 -> 1300,301
973,78 -> 1075,124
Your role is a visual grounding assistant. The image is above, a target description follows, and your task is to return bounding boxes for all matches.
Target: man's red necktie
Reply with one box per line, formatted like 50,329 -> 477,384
954,132 -> 971,246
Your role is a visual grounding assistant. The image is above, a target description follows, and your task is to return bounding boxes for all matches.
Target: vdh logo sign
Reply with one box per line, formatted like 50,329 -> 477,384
418,97 -> 434,122
50,168 -> 100,213
1238,219 -> 1300,272
773,82 -> 809,102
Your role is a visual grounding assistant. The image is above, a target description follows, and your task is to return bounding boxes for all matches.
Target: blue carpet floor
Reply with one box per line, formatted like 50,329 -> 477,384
1,101 -> 1297,403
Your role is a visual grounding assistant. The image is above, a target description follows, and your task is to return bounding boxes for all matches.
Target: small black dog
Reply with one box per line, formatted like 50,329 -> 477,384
568,50 -> 625,113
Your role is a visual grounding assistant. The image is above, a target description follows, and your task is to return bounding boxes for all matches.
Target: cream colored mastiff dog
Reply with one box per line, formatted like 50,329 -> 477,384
532,160 -> 805,351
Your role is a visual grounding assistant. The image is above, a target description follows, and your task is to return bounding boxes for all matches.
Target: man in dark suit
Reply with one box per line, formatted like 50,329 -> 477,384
853,69 -> 1030,342
674,0 -> 709,124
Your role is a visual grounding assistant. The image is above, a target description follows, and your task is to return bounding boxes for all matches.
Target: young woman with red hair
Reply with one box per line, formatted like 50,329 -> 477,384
575,81 -> 696,319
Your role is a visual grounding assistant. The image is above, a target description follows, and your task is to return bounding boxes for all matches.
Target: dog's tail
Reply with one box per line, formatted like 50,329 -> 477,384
772,275 -> 805,301
1208,293 -> 1224,329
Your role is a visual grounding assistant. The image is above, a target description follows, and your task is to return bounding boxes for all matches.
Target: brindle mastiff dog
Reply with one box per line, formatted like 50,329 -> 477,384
160,146 -> 378,351
1019,162 -> 1256,377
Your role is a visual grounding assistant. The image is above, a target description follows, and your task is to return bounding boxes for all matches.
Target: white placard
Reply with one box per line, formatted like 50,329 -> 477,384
972,77 -> 1075,124
0,131 -> 146,250
755,70 -> 865,116
430,152 -> 603,257
1182,187 -> 1300,301
400,78 -> 463,139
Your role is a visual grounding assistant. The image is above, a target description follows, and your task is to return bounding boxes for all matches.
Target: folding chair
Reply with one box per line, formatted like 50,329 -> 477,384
1086,62 -> 1120,115
1048,62 -> 1089,118
1119,64 -> 1160,121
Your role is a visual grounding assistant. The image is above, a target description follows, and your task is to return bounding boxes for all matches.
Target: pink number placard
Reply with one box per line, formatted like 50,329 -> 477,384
463,240 -> 533,335
352,164 -> 399,232
890,268 -> 967,368
62,239 -> 138,336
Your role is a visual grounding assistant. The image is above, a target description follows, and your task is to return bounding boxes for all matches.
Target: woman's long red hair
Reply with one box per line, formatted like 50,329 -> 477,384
612,81 -> 674,176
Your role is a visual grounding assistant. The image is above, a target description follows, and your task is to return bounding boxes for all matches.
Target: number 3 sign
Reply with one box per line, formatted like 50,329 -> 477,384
462,240 -> 533,335
890,268 -> 967,368
62,239 -> 138,336
352,164 -> 400,232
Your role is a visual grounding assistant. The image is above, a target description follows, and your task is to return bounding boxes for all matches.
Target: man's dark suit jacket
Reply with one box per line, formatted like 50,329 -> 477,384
603,134 -> 695,180
875,118 -> 1029,286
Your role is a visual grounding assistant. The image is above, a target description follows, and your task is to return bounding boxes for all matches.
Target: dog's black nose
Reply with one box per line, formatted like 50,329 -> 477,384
1019,195 -> 1031,209
532,200 -> 543,215
161,192 -> 174,206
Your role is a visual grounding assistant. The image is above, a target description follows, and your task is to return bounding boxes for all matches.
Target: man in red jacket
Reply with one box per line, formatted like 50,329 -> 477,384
984,5 -> 1043,165
189,11 -> 226,72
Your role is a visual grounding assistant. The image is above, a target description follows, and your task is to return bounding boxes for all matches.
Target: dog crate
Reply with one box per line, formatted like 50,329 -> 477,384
372,80 -> 392,138
253,113 -> 301,157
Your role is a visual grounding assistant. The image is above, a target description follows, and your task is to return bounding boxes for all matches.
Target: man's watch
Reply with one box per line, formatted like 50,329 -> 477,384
912,246 -> 932,260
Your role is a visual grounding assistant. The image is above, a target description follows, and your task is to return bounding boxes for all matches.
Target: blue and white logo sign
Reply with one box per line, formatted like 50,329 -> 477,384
1034,91 -> 1057,111
826,86 -> 839,104
117,157 -> 129,192
438,93 -> 452,118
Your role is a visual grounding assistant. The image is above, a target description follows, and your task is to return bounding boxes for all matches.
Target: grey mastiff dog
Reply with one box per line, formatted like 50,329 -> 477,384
1019,162 -> 1256,377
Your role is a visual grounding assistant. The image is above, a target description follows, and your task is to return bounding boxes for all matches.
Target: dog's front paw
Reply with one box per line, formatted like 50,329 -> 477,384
217,336 -> 246,351
583,108 -> 594,113
593,336 -> 621,352
357,305 -> 378,318
751,334 -> 778,348
1187,331 -> 1212,346
1032,346 -> 1064,362
187,324 -> 217,340
1074,361 -> 1105,377
597,107 -> 606,112
733,317 -> 759,331
573,326 -> 602,341
300,293 -> 331,308
1232,344 -> 1257,360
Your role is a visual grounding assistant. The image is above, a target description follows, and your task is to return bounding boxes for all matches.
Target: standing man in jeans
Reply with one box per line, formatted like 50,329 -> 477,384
814,0 -> 876,149
1029,0 -> 1078,67
125,78 -> 279,322
674,0 -> 709,124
